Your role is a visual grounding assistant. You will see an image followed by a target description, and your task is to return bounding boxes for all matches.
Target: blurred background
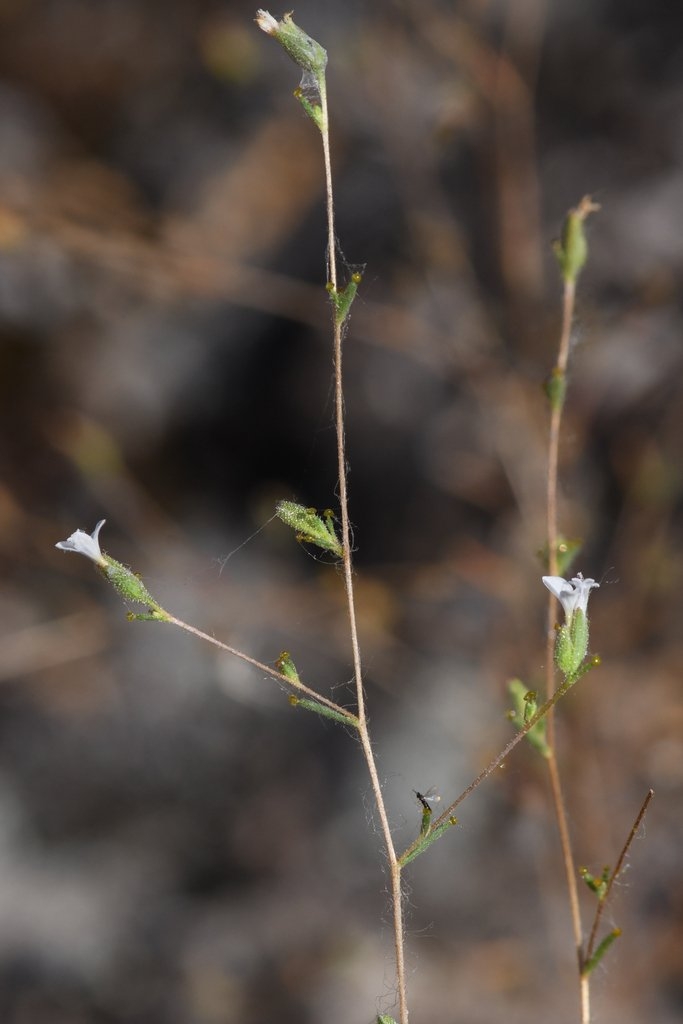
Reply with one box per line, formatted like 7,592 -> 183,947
1,0 -> 682,1021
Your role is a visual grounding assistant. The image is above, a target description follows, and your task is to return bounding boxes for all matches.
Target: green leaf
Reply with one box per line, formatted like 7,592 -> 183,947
288,695 -> 358,728
580,865 -> 610,900
554,537 -> 583,576
327,271 -> 362,327
419,803 -> 433,837
276,651 -> 300,683
293,87 -> 323,130
583,928 -> 621,976
400,816 -> 458,867
508,679 -> 550,758
538,537 -> 583,577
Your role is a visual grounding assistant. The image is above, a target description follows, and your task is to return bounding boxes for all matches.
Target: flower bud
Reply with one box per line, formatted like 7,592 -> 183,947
276,500 -> 342,557
255,10 -> 327,79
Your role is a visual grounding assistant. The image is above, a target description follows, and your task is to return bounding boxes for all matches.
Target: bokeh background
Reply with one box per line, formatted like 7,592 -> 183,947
1,1 -> 682,1021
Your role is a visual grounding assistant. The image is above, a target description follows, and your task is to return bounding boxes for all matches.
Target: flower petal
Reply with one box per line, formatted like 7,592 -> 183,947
542,575 -> 572,602
255,10 -> 279,35
543,572 -> 599,621
56,519 -> 107,565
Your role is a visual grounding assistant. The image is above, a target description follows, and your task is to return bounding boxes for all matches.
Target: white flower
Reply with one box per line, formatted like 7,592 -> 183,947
56,520 -> 107,567
542,573 -> 599,621
255,10 -> 279,35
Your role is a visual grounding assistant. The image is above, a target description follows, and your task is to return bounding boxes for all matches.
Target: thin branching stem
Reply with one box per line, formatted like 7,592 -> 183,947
584,788 -> 654,967
545,276 -> 588,1019
166,615 -> 355,721
401,676 -> 575,863
319,81 -> 337,293
319,79 -> 408,1024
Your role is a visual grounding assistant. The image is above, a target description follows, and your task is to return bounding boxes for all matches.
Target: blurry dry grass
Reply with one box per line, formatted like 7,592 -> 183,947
0,1 -> 682,1022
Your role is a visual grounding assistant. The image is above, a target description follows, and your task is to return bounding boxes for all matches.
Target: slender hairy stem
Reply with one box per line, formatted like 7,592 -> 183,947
319,81 -> 337,294
546,279 -> 575,579
401,677 -> 574,863
318,80 -> 408,1023
584,789 -> 654,967
546,276 -> 588,1019
166,615 -> 356,722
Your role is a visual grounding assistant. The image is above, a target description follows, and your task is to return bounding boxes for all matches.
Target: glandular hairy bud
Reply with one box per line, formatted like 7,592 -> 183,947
553,195 -> 600,285
255,10 -> 327,79
554,609 -> 589,678
276,500 -> 343,557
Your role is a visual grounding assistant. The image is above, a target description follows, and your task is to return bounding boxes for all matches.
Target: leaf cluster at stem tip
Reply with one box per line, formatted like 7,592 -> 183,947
553,194 -> 600,284
275,500 -> 343,557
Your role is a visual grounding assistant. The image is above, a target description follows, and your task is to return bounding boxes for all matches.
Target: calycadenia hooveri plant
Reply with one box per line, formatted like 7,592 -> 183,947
53,17 -> 654,1024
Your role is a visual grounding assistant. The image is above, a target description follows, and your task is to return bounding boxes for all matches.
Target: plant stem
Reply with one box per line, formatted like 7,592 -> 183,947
584,788 -> 654,967
546,280 -> 575,580
546,276 -> 587,1020
401,676 -> 574,863
318,79 -> 408,1023
319,80 -> 337,293
166,615 -> 355,722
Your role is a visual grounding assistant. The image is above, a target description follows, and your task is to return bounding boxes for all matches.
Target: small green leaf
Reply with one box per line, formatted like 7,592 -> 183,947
523,689 -> 538,724
508,679 -> 550,758
327,271 -> 362,327
538,537 -> 583,577
413,790 -> 441,836
580,865 -> 610,900
400,816 -> 458,867
276,651 -> 300,684
293,87 -> 323,130
583,928 -> 621,976
419,804 -> 432,836
288,694 -> 358,728
555,537 -> 583,576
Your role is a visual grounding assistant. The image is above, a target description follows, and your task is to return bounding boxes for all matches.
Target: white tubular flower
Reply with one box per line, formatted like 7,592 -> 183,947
56,520 -> 107,567
542,573 -> 599,623
55,519 -> 168,617
255,9 -> 279,35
